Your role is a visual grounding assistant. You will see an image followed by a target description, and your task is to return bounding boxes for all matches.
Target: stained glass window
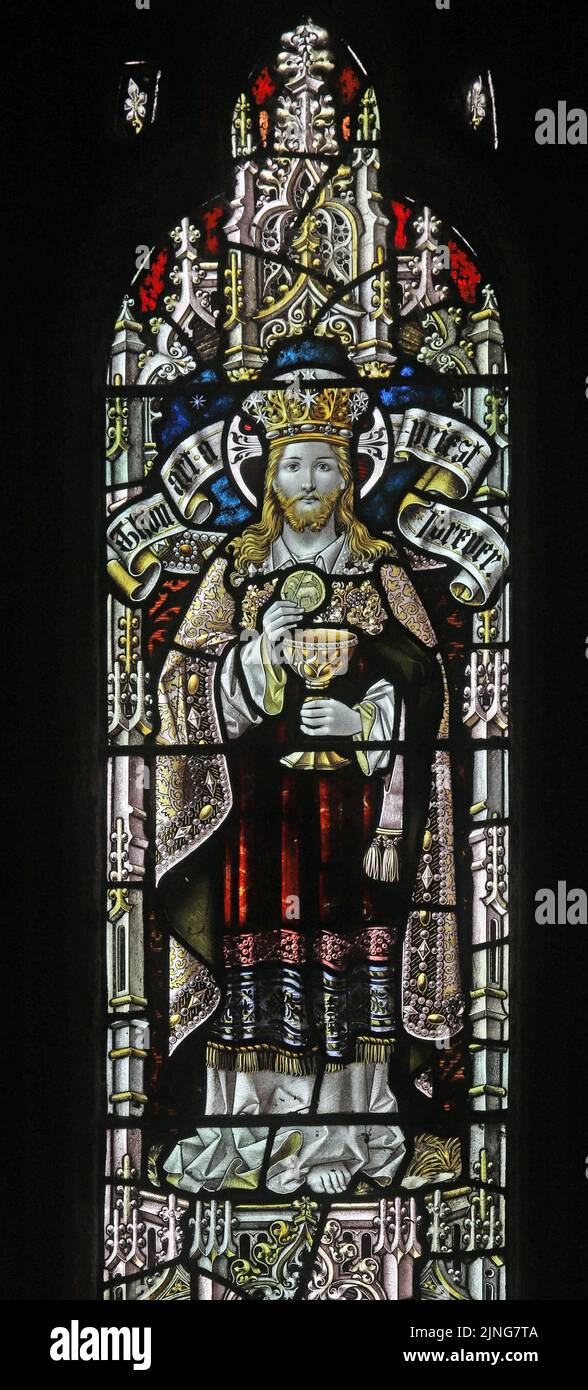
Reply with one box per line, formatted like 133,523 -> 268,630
104,18 -> 510,1303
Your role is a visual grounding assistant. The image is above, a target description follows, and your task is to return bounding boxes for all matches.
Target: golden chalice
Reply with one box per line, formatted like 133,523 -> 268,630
280,627 -> 358,771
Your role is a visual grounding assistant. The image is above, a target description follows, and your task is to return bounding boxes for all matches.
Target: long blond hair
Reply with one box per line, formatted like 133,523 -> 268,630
229,438 -> 391,574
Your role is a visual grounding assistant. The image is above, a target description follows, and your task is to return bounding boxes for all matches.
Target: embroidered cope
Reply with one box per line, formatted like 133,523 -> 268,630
156,535 -> 463,1194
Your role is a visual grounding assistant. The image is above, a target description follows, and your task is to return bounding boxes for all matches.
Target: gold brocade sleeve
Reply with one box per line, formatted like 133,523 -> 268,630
173,555 -> 236,655
155,556 -> 235,884
380,563 -> 437,648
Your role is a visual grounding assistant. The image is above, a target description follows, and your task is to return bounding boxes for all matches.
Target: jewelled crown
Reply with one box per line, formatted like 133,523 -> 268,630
243,376 -> 369,445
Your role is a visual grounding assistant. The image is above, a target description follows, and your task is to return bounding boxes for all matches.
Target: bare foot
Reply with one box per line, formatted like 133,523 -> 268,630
306,1163 -> 351,1194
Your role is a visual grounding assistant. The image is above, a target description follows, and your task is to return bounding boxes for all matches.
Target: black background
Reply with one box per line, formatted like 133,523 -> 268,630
6,0 -> 588,1325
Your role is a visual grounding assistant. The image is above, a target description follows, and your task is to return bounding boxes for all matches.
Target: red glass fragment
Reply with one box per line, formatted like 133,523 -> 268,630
251,66 -> 276,105
146,579 -> 190,655
447,640 -> 465,663
238,818 -> 248,927
259,109 -> 269,147
138,247 -> 168,314
436,1043 -> 468,1114
391,201 -> 412,250
201,204 -> 224,256
342,115 -> 351,141
337,65 -> 361,104
448,238 -> 481,304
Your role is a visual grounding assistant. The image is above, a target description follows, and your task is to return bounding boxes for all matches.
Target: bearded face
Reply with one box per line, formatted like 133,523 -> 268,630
273,482 -> 342,532
229,433 -> 390,574
271,440 -> 346,533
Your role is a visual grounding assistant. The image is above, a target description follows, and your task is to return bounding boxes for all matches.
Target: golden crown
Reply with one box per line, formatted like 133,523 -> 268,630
243,376 -> 369,444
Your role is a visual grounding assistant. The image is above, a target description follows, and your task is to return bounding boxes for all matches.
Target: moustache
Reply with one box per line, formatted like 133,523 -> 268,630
274,484 -> 340,533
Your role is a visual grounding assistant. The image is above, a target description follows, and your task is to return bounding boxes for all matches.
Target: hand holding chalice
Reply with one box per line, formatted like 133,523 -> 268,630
280,627 -> 359,771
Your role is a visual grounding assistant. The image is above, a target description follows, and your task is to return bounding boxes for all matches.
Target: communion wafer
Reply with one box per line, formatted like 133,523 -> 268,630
280,570 -> 326,613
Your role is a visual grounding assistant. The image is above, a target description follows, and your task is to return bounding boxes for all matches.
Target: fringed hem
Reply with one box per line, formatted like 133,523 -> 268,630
206,1042 -> 318,1075
354,1037 -> 397,1064
206,1037 -> 397,1074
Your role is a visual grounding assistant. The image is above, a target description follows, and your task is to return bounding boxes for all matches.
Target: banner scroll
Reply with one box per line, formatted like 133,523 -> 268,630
394,409 -> 508,605
107,423 -> 224,600
107,408 -> 509,607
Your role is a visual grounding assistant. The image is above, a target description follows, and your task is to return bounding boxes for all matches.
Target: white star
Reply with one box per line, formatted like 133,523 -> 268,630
244,391 -> 270,424
348,389 -> 369,420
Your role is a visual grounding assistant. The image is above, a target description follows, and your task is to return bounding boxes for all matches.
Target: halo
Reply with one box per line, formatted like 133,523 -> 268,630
225,414 -> 263,507
225,402 -> 391,506
357,406 -> 391,498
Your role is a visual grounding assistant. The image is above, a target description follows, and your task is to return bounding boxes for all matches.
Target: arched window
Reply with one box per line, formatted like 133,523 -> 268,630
104,17 -> 509,1303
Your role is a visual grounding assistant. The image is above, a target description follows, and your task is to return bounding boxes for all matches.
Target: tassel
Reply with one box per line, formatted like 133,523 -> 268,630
363,830 -> 402,883
363,838 -> 384,880
366,711 -> 405,883
381,836 -> 401,883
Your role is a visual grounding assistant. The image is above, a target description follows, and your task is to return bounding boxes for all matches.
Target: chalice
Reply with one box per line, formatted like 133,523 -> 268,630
280,627 -> 358,771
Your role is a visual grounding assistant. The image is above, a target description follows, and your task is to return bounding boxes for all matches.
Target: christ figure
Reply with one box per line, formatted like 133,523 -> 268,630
156,383 -> 461,1196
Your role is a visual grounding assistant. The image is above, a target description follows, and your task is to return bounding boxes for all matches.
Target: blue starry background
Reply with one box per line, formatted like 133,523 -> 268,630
153,350 -> 460,536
